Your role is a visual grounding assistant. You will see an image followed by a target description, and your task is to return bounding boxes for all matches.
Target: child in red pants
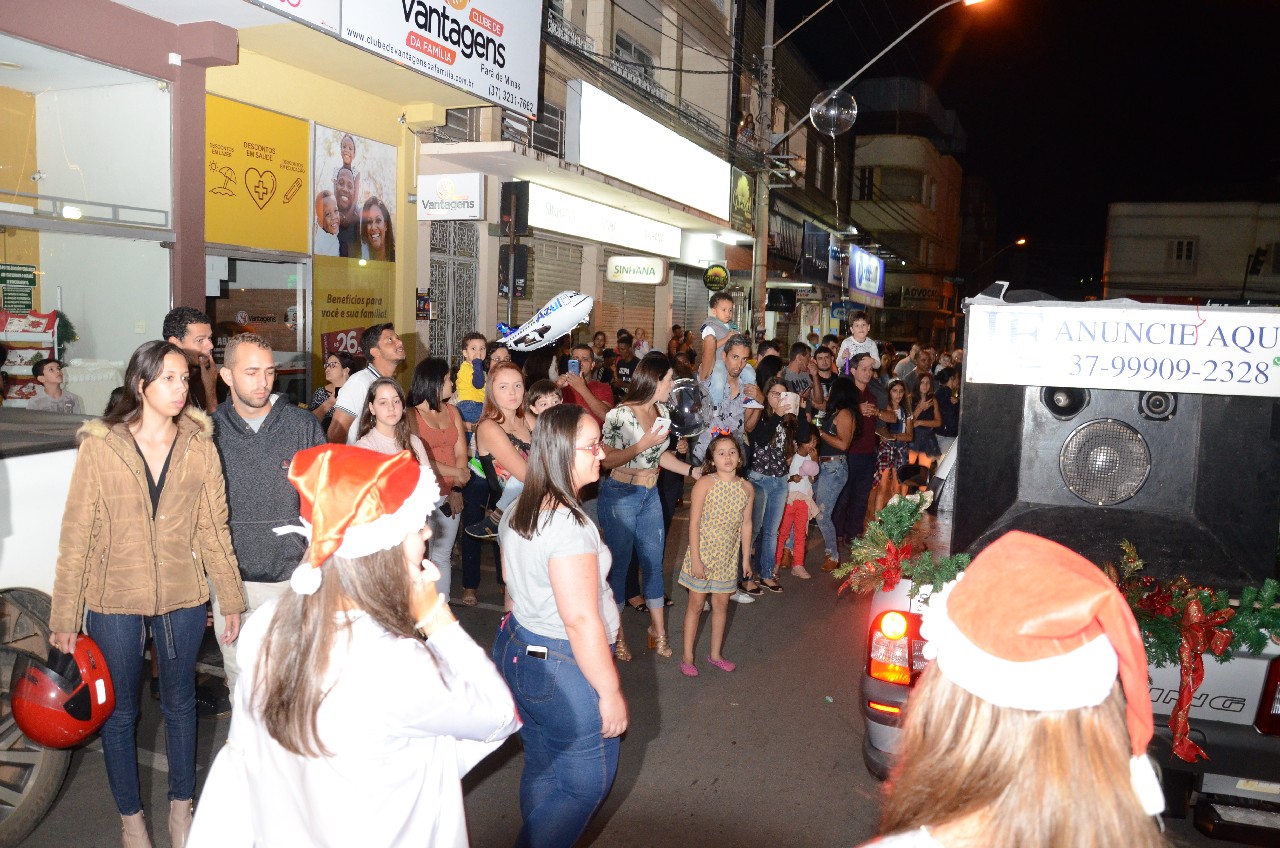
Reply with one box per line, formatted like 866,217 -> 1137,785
777,433 -> 820,579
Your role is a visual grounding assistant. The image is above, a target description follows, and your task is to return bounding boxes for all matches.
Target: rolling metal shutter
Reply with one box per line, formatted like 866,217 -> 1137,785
500,237 -> 583,327
600,251 -> 657,345
670,263 -> 707,339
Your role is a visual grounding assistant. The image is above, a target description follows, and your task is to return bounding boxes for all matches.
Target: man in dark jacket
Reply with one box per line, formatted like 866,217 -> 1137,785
210,333 -> 324,695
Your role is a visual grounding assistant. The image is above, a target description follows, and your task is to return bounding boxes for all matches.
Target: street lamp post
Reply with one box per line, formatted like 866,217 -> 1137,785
750,0 -> 987,336
957,236 -> 1027,299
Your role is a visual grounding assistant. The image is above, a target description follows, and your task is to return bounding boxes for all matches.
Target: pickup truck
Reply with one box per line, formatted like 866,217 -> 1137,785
858,295 -> 1280,845
0,407 -> 86,846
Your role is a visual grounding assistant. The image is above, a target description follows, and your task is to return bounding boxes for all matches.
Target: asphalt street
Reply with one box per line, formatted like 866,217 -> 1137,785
21,503 -> 1248,847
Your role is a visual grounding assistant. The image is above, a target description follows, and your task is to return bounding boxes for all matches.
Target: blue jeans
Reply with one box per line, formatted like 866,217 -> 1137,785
461,472 -> 499,589
837,452 -> 878,541
748,472 -> 788,580
598,477 -> 666,608
493,615 -> 619,848
814,457 -> 849,556
85,604 -> 206,815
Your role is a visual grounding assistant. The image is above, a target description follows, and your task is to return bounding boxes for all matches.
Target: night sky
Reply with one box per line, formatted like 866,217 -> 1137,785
780,0 -> 1280,292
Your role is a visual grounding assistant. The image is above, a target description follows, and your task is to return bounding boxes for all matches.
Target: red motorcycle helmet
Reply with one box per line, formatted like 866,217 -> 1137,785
12,636 -> 115,748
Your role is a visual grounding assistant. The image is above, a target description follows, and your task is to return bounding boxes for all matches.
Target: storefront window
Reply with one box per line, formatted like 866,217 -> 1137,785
0,35 -> 171,228
0,227 -> 168,408
206,258 -> 310,406
0,37 -> 172,409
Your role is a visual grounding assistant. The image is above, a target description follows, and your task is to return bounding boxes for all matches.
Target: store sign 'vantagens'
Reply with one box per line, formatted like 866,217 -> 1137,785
417,173 -> 484,220
341,0 -> 541,119
605,256 -> 666,285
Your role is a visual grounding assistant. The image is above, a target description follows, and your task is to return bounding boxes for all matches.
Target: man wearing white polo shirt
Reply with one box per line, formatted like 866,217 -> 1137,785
326,323 -> 406,444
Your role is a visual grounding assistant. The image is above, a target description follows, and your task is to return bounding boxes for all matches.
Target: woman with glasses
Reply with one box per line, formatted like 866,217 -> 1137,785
598,353 -> 701,661
309,351 -> 354,433
492,404 -> 627,847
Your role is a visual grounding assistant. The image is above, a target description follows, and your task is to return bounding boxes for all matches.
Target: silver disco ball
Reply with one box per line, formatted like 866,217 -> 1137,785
667,378 -> 709,438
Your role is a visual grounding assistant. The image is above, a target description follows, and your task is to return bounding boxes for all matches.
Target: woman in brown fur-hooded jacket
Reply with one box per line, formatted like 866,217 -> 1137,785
49,340 -> 246,848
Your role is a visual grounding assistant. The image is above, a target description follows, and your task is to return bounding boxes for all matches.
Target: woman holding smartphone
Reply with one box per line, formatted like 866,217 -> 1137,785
907,372 -> 943,478
492,405 -> 626,846
746,379 -> 808,593
598,352 -> 700,660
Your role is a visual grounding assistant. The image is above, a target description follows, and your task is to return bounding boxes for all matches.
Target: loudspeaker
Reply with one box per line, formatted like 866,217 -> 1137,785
953,382 -> 1280,588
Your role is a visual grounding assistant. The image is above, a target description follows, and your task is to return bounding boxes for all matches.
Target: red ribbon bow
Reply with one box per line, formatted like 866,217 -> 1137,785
1168,597 -> 1235,763
1136,581 -> 1176,617
876,540 -> 913,592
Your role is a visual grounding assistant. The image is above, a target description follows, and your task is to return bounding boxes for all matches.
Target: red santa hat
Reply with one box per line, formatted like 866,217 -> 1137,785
919,530 -> 1163,816
274,445 -> 437,595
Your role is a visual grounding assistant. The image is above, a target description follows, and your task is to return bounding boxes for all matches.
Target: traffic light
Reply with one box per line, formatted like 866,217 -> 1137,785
1249,247 -> 1268,276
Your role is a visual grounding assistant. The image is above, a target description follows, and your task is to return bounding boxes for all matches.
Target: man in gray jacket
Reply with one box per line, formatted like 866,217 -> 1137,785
210,333 -> 325,695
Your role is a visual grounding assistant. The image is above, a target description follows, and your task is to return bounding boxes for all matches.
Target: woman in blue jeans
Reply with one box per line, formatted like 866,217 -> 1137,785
49,341 -> 246,848
746,379 -> 808,592
598,353 -> 701,660
494,404 -> 628,847
814,377 -> 858,572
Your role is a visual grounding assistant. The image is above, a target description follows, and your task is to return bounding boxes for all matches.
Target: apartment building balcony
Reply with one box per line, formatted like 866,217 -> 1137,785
609,57 -> 669,104
545,8 -> 595,53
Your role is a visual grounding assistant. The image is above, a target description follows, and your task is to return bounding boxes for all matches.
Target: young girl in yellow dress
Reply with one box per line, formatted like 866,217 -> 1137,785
677,435 -> 754,677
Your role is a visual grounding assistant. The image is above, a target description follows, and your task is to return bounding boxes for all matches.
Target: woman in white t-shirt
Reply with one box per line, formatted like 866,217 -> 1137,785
493,404 -> 627,847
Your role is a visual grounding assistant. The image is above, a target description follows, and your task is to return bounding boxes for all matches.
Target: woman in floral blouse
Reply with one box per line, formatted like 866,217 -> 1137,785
598,353 -> 701,661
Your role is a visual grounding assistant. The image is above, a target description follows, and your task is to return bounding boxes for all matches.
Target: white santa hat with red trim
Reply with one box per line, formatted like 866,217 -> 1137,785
274,444 -> 437,595
919,530 -> 1164,816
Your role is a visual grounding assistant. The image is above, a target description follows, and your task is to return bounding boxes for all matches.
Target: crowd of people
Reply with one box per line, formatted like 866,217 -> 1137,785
37,297 -> 1170,848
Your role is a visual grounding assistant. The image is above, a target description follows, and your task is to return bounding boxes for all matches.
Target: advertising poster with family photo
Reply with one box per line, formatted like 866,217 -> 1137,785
312,125 -> 399,264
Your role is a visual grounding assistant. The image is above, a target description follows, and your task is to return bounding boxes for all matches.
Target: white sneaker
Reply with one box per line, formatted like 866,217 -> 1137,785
730,589 -> 756,604
703,600 -> 711,611
791,565 -> 812,579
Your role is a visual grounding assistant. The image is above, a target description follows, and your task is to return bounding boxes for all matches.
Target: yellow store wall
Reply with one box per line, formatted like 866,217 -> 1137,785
0,86 -> 41,273
206,50 -> 443,365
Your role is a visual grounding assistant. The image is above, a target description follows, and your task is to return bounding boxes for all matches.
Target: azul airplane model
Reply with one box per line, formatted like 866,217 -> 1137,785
497,290 -> 594,352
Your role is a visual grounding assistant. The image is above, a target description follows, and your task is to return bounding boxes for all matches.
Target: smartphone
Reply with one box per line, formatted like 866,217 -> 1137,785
526,646 -> 548,660
652,417 -> 671,434
567,359 -> 581,376
780,391 -> 801,416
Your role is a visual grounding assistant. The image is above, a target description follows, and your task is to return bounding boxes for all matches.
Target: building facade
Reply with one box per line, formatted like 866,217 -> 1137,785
1103,202 -> 1280,303
1,0 -> 505,406
417,0 -> 742,362
849,77 -> 965,349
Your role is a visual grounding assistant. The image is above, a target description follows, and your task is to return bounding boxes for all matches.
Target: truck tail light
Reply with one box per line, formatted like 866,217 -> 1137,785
869,610 -> 928,685
1255,657 -> 1280,736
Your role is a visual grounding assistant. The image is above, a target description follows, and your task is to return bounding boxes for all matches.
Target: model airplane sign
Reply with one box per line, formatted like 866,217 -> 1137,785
497,290 -> 594,352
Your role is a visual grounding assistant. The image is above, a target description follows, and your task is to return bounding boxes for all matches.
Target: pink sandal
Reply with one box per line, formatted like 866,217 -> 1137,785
707,656 -> 736,673
680,662 -> 699,677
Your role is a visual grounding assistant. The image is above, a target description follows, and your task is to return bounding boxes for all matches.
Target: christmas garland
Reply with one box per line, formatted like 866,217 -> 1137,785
835,499 -> 1280,763
832,493 -> 971,597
